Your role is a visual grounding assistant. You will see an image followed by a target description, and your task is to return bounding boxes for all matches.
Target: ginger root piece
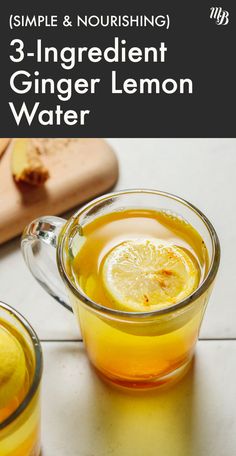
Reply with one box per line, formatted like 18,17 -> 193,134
11,138 -> 49,186
0,138 -> 10,159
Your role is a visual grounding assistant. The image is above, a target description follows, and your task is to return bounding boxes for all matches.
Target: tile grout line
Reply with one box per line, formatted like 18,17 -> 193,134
199,338 -> 236,341
40,339 -> 83,342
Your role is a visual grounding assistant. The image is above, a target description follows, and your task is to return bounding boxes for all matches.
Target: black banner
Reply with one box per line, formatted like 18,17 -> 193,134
0,1 -> 235,137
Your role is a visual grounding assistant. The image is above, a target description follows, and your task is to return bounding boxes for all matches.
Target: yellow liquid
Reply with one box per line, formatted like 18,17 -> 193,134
67,209 -> 209,388
0,320 -> 40,456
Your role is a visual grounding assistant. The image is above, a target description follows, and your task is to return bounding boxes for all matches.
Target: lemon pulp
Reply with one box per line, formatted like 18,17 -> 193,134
102,239 -> 200,311
0,326 -> 26,409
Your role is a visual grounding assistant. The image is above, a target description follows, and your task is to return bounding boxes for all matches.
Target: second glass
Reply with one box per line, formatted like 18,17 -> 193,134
0,302 -> 42,456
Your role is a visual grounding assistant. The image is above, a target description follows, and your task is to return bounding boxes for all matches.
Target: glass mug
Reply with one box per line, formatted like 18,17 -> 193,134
21,190 -> 220,389
0,302 -> 42,456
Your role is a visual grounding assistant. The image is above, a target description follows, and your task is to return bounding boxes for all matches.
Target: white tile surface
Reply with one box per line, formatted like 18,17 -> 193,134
41,340 -> 236,456
0,138 -> 235,338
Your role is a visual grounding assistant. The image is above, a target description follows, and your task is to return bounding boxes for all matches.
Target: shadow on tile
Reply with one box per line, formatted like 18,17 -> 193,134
0,236 -> 20,260
43,343 -> 197,456
87,361 -> 195,456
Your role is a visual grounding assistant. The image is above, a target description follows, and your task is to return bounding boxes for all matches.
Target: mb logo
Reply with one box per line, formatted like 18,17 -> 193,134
210,7 -> 229,25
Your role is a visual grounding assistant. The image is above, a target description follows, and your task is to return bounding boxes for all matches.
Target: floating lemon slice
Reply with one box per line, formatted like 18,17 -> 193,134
102,239 -> 200,312
0,326 -> 26,409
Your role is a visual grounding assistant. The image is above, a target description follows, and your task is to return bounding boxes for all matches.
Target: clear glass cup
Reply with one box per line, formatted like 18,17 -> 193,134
0,301 -> 42,455
21,189 -> 220,389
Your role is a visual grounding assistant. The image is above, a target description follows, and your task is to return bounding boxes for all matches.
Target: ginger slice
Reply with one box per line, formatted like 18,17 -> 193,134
11,138 -> 49,186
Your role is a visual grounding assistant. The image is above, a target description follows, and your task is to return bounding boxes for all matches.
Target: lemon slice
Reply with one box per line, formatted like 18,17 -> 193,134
102,239 -> 200,311
0,326 -> 26,409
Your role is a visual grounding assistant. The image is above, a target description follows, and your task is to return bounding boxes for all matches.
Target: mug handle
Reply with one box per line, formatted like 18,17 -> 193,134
21,216 -> 73,313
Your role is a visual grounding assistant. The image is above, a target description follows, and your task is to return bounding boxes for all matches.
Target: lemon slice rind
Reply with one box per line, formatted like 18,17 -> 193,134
0,327 -> 26,409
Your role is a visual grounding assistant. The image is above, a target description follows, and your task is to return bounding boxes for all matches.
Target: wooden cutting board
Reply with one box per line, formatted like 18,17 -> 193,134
0,139 -> 118,244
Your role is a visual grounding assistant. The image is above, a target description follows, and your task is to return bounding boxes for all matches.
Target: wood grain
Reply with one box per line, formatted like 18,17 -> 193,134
0,139 -> 11,158
0,139 -> 118,244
